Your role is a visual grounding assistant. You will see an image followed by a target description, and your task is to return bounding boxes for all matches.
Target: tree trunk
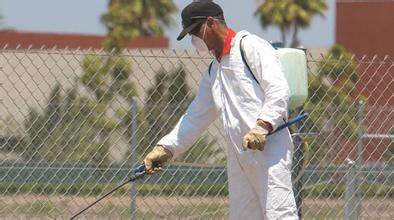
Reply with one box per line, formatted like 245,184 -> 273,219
291,24 -> 300,48
280,26 -> 287,46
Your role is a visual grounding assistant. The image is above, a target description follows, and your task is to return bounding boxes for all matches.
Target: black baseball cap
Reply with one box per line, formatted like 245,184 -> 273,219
177,1 -> 223,41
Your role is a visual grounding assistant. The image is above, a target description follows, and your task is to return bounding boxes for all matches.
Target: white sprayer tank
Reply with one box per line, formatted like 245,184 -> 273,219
276,48 -> 308,109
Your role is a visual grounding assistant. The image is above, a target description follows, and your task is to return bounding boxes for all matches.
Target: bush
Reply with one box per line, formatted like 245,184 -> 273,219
0,182 -> 391,198
0,182 -> 228,197
303,182 -> 393,198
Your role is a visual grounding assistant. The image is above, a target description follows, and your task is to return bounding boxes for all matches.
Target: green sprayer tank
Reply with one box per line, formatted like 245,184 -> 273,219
275,47 -> 308,109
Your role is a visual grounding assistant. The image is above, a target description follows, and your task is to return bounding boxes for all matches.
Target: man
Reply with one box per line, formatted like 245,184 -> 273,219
143,1 -> 298,219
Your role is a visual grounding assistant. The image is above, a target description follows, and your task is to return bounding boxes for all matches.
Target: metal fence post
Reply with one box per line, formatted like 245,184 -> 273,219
345,101 -> 364,220
292,107 -> 305,219
130,98 -> 138,220
355,101 -> 365,218
356,101 -> 365,166
345,158 -> 357,220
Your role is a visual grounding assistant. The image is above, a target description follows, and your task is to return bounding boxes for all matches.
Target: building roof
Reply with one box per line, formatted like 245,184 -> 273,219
0,30 -> 169,49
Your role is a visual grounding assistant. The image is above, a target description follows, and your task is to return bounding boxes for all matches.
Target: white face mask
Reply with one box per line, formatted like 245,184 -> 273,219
191,35 -> 208,51
191,23 -> 208,51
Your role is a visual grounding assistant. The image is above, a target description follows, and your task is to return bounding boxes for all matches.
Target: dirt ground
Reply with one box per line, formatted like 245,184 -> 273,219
0,195 -> 392,219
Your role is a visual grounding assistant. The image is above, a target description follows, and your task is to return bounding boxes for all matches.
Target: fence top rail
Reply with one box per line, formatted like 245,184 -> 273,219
0,47 -> 214,59
0,47 -> 392,63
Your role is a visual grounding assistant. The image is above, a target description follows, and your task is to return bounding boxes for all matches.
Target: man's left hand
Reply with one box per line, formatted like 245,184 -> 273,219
242,120 -> 272,151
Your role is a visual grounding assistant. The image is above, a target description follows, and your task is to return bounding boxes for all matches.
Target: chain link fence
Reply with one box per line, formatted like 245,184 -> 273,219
0,48 -> 392,219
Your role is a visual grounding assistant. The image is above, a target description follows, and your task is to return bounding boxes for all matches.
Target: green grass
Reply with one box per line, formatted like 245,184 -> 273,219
303,206 -> 344,219
0,182 -> 392,198
0,182 -> 229,197
303,182 -> 393,198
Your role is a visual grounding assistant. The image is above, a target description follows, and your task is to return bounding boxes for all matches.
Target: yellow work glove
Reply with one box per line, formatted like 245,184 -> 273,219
143,145 -> 173,174
242,120 -> 272,151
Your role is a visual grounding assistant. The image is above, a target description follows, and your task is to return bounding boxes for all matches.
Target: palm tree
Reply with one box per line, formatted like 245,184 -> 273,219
291,0 -> 327,47
255,0 -> 296,46
255,0 -> 327,47
101,0 -> 177,52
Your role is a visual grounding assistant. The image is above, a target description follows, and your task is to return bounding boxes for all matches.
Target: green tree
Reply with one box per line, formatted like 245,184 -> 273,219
302,44 -> 364,164
79,0 -> 177,163
142,66 -> 221,164
101,0 -> 177,52
255,0 -> 327,47
81,0 -> 177,107
80,55 -> 138,105
23,83 -> 115,165
0,114 -> 26,155
142,66 -> 192,151
178,135 -> 223,164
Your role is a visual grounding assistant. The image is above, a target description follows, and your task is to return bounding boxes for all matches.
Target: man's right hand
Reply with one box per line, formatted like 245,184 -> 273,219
143,145 -> 173,174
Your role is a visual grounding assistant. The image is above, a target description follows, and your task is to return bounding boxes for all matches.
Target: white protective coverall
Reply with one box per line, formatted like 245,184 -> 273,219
158,31 -> 298,219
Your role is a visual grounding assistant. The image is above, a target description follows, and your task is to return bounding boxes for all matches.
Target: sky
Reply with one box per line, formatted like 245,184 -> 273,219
0,0 -> 335,49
